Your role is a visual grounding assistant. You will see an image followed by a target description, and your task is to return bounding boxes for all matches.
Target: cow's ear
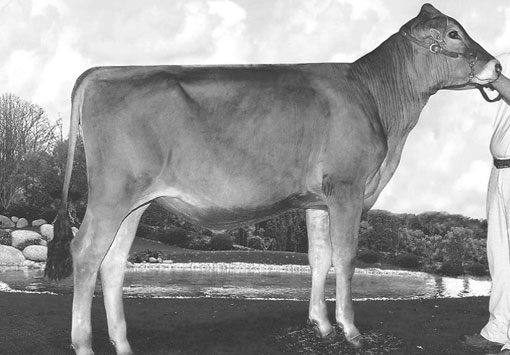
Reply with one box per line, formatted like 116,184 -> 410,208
400,4 -> 446,40
404,16 -> 446,41
429,28 -> 443,42
420,3 -> 443,17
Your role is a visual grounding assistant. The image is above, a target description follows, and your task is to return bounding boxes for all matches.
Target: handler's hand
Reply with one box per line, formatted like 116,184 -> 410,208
492,73 -> 510,105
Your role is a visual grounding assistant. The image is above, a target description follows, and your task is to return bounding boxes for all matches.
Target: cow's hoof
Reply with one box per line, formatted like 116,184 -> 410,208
346,333 -> 364,349
307,319 -> 336,342
70,343 -> 94,355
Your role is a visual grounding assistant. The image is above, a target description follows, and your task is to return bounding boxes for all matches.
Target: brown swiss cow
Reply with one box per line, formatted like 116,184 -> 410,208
46,4 -> 501,354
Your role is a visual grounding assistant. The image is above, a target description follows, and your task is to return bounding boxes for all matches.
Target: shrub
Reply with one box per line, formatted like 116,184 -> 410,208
465,262 -> 487,276
439,261 -> 464,277
422,261 -> 442,274
128,249 -> 164,263
0,230 -> 12,246
247,235 -> 264,250
7,204 -> 39,222
187,236 -> 211,250
210,234 -> 233,251
15,239 -> 41,251
358,250 -> 380,264
40,209 -> 57,224
395,253 -> 420,269
153,227 -> 188,247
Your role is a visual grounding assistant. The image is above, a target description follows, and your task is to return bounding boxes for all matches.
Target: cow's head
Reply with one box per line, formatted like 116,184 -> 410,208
400,3 -> 501,98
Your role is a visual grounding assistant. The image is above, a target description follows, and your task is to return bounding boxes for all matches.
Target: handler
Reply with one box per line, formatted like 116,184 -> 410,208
466,53 -> 510,355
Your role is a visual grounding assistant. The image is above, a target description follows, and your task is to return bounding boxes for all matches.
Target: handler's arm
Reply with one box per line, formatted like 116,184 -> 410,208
492,74 -> 510,105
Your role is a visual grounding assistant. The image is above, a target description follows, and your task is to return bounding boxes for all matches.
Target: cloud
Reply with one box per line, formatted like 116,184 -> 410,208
453,160 -> 491,192
206,0 -> 249,64
241,0 -> 387,63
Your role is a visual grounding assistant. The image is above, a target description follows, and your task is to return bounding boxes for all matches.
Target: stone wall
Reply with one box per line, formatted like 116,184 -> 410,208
0,215 -> 56,266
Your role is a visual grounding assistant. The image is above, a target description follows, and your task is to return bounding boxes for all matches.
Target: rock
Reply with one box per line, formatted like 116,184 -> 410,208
0,245 -> 25,264
11,230 -> 42,249
157,257 -> 163,263
148,257 -> 158,263
40,224 -> 54,241
32,219 -> 47,227
22,245 -> 47,262
72,227 -> 79,236
21,259 -> 35,267
16,218 -> 29,228
39,240 -> 47,246
11,216 -> 19,223
0,215 -> 15,228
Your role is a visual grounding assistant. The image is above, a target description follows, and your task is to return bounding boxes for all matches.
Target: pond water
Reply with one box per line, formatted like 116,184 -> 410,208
0,264 -> 492,301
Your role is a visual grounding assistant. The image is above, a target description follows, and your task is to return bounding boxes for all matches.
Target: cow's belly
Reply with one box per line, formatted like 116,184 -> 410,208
155,192 -> 324,231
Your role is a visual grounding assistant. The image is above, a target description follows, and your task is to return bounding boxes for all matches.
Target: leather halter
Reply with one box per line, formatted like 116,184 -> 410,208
399,24 -> 502,103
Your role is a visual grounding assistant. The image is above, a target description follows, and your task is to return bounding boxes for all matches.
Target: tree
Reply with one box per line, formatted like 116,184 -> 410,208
0,93 -> 56,211
30,137 -> 89,221
364,210 -> 403,253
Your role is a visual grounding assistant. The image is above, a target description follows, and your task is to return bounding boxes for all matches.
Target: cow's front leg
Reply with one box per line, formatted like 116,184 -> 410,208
327,180 -> 363,348
306,209 -> 334,339
306,209 -> 334,338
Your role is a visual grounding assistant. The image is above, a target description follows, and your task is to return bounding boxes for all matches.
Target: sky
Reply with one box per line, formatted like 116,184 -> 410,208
1,0 -> 510,219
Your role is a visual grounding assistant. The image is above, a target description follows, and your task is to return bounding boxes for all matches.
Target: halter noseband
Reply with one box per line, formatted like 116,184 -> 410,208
399,23 -> 502,103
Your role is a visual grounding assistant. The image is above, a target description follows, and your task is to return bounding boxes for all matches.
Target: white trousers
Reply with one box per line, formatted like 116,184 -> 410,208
481,167 -> 510,350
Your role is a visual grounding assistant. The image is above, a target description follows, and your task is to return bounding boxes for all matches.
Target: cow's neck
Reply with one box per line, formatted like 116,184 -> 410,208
351,33 -> 443,139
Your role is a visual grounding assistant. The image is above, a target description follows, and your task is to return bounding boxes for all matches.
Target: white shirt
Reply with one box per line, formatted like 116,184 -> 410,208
490,53 -> 510,159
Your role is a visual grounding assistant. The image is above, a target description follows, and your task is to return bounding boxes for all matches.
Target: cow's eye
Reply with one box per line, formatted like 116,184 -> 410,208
448,31 -> 460,39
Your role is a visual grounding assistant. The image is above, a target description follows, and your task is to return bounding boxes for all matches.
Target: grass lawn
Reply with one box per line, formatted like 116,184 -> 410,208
130,237 -> 310,265
0,293 -> 493,355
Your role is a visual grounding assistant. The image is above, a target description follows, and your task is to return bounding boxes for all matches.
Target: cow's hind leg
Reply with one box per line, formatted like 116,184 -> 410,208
306,209 -> 334,338
100,205 -> 148,355
100,206 -> 147,355
70,206 -> 131,355
327,181 -> 363,348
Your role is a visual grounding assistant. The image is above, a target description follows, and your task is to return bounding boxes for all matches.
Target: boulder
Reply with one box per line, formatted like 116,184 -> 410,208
0,245 -> 25,264
22,245 -> 47,262
72,227 -> 79,236
0,215 -> 15,228
40,224 -> 54,241
21,259 -> 35,267
11,230 -> 42,249
32,219 -> 47,227
16,218 -> 29,228
11,216 -> 19,223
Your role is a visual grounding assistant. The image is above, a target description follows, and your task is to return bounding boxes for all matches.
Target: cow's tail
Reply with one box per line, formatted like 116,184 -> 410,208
45,83 -> 84,280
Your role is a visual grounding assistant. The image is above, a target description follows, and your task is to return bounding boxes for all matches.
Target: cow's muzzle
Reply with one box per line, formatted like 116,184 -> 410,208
473,59 -> 503,103
471,58 -> 501,85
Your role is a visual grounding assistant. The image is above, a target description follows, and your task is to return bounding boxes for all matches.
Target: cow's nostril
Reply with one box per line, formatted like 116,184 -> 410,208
496,63 -> 502,74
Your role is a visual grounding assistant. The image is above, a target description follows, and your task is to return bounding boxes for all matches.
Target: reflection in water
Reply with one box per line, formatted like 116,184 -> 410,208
0,266 -> 492,301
